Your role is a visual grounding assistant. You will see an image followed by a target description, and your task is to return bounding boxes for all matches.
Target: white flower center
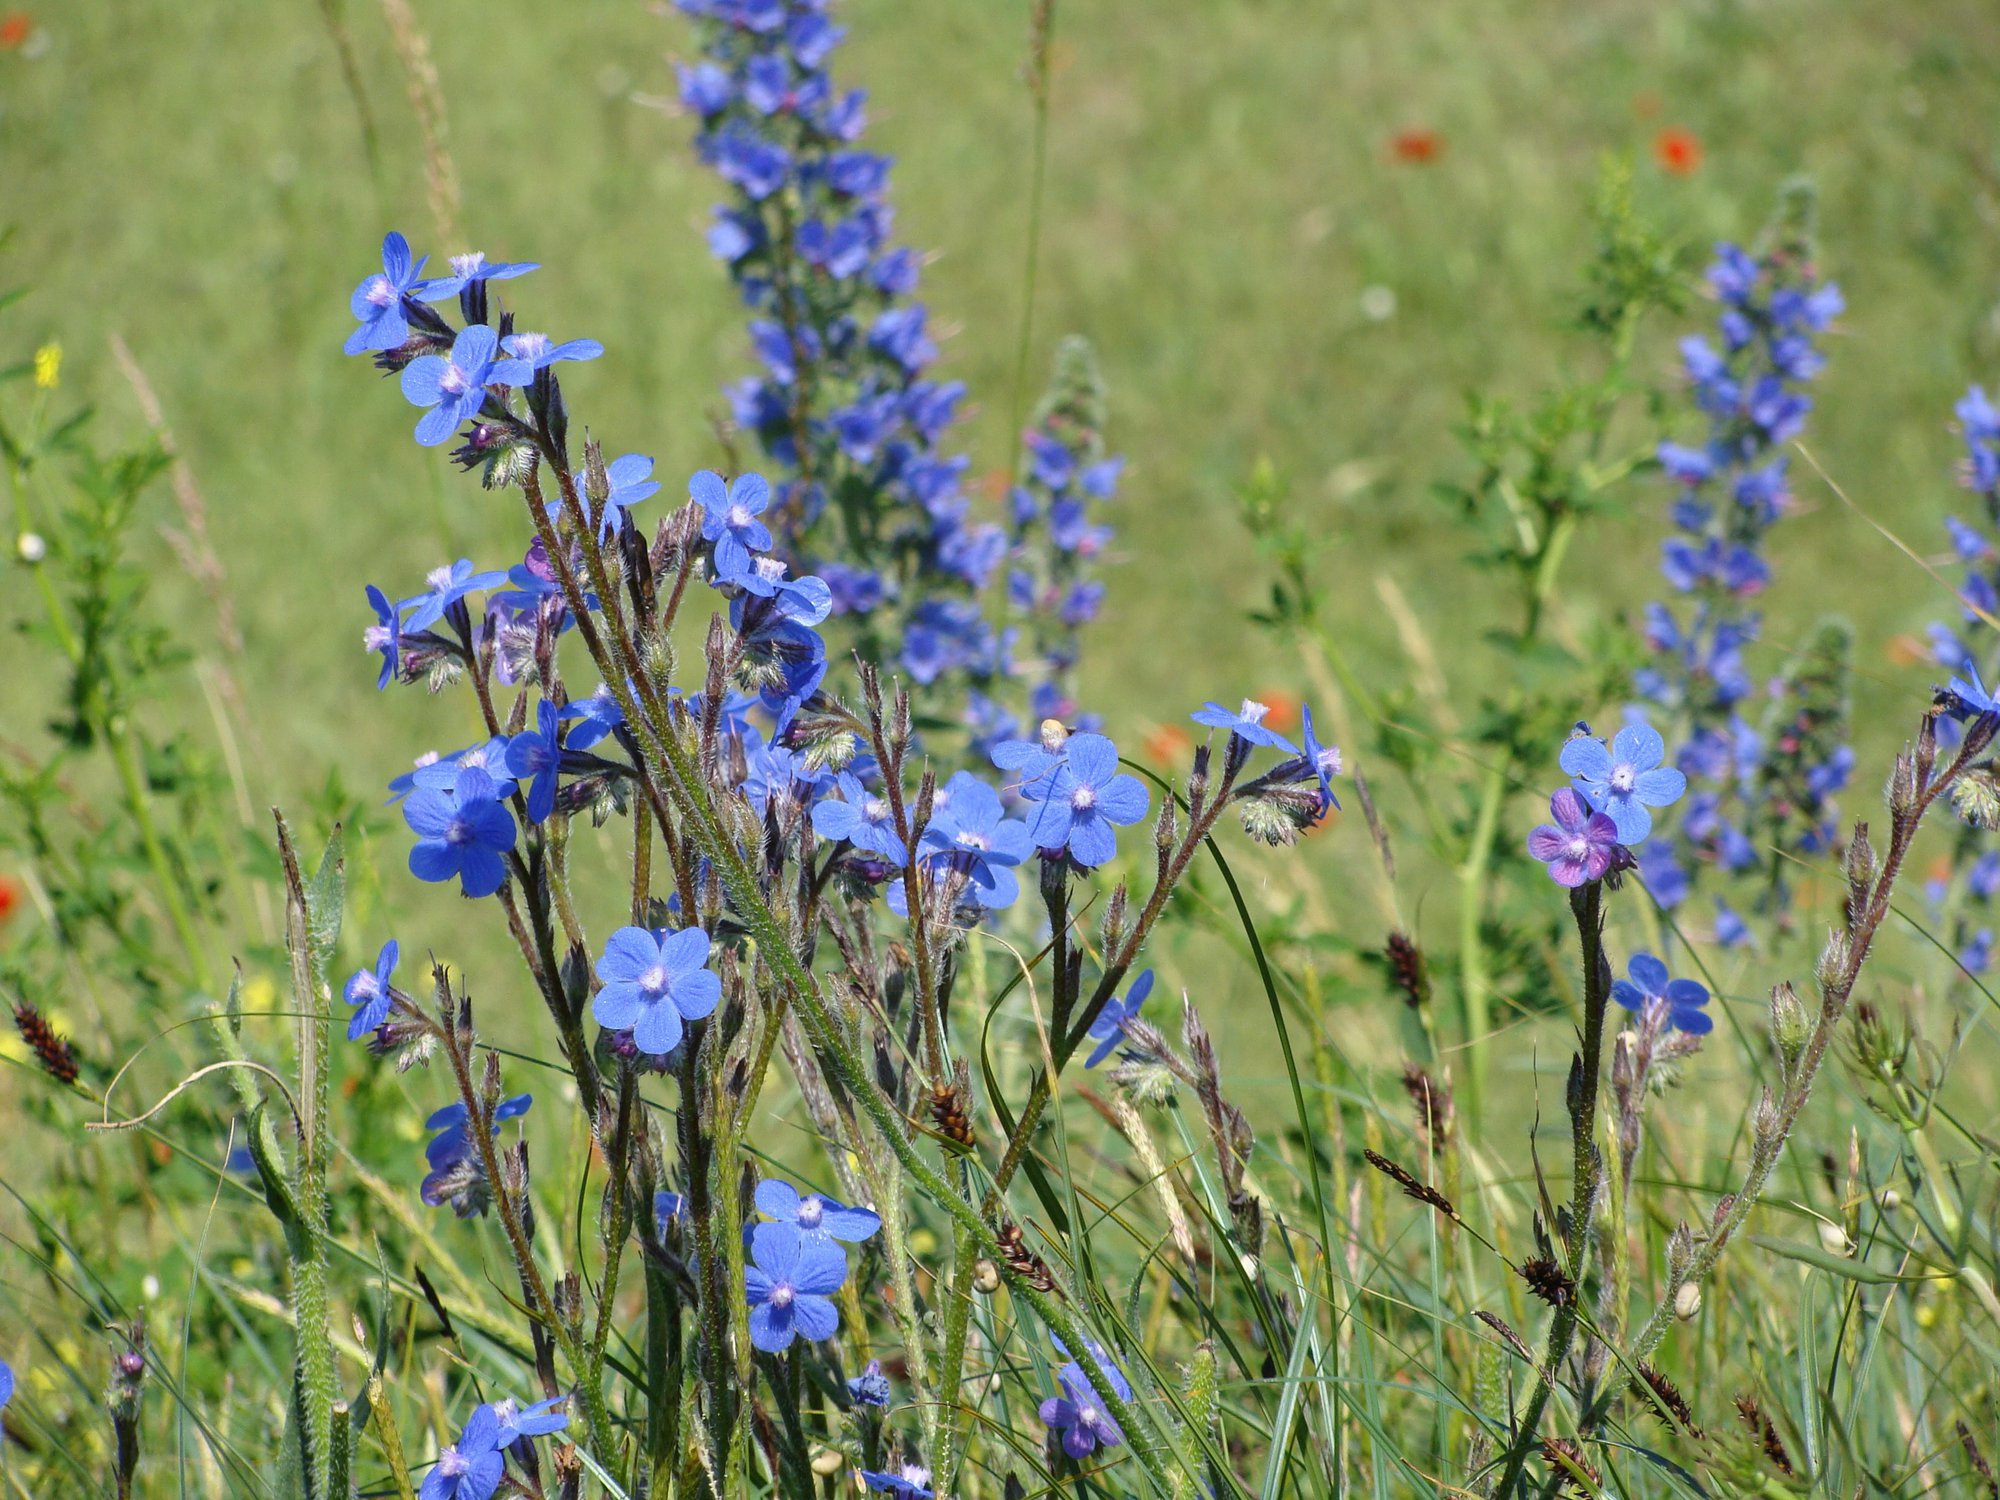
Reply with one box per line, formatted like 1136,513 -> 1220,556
1564,835 -> 1590,861
367,275 -> 396,307
427,565 -> 455,591
1079,1403 -> 1100,1426
864,796 -> 889,822
438,1448 -> 469,1477
365,624 -> 392,651
1609,764 -> 1637,794
450,252 -> 486,277
728,502 -> 755,528
352,973 -> 383,1001
769,1281 -> 795,1309
512,332 -> 550,361
797,1197 -> 824,1229
439,364 -> 470,396
641,964 -> 670,995
956,830 -> 991,853
1315,747 -> 1342,777
754,557 -> 786,581
1238,699 -> 1268,724
1071,784 -> 1097,811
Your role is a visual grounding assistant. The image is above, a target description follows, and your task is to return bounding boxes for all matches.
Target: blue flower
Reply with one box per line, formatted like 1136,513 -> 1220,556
504,700 -> 564,824
404,765 -> 517,898
591,926 -> 722,1056
859,1466 -> 934,1500
421,1094 -> 532,1217
916,771 -> 1034,909
1039,1340 -> 1131,1459
560,687 -> 627,749
1528,788 -> 1621,888
432,251 -> 538,295
365,584 -> 405,689
346,231 -> 452,355
718,554 -> 834,625
400,325 -> 534,448
690,469 -> 775,577
419,1403 -> 506,1500
1085,969 -> 1153,1068
343,939 -> 400,1040
1611,953 -> 1712,1035
576,454 -> 662,538
1191,698 -> 1301,753
847,1358 -> 890,1408
487,1396 -> 569,1445
743,1221 -> 846,1353
1963,928 -> 1994,976
654,1191 -> 686,1235
0,1359 -> 13,1413
1943,661 -> 2000,722
811,774 -> 907,865
1559,723 -> 1686,845
1024,733 -> 1148,867
754,1178 -> 881,1243
501,331 -> 603,370
403,559 -> 512,634
1298,705 -> 1343,815
410,737 -> 517,798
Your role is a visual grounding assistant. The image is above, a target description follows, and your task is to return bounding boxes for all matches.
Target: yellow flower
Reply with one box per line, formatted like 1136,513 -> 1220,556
32,342 -> 60,390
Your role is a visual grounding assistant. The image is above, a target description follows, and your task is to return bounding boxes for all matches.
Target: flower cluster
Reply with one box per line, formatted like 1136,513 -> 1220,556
1636,207 -> 1853,918
1928,388 -> 2000,715
337,219 -> 1338,1497
673,0 -> 1126,730
1528,723 -> 1684,887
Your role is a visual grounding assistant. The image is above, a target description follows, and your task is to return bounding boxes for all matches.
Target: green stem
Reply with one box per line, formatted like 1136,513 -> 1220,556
110,727 -> 214,993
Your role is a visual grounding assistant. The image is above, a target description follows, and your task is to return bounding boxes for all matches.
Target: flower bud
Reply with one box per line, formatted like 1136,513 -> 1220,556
1674,1281 -> 1702,1321
1769,982 -> 1809,1075
1752,1087 -> 1782,1148
16,531 -> 45,564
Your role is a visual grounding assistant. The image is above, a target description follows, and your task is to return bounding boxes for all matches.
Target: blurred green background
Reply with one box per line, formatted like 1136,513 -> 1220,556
3,0 -> 1999,1013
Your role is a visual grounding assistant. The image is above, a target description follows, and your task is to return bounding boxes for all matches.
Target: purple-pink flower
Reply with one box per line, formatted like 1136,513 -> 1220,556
1527,788 -> 1621,887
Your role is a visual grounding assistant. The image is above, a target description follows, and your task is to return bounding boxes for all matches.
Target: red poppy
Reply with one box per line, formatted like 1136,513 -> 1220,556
1655,128 -> 1703,176
1144,725 -> 1192,765
0,13 -> 30,49
1389,128 -> 1443,165
0,874 -> 18,923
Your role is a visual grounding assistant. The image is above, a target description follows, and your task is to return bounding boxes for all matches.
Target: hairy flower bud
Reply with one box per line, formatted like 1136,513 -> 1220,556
1769,981 -> 1809,1076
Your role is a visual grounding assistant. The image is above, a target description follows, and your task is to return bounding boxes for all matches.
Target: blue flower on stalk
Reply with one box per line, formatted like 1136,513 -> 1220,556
1024,733 -> 1149,867
1191,698 -> 1301,753
1611,953 -> 1713,1035
743,1221 -> 846,1353
401,326 -> 534,448
410,737 -> 517,798
504,700 -> 564,824
718,554 -> 834,625
1084,969 -> 1153,1068
654,1192 -> 686,1234
859,1466 -> 934,1500
404,765 -> 517,898
847,1359 -> 890,1408
343,939 -> 400,1040
0,1359 -> 13,1412
1559,723 -> 1686,845
690,469 -> 775,577
419,1404 -> 504,1500
754,1178 -> 881,1243
591,926 -> 722,1056
345,231 -> 453,355
421,1094 -> 532,1217
404,559 -> 512,634
501,331 -> 603,370
811,774 -> 907,865
365,584 -> 404,689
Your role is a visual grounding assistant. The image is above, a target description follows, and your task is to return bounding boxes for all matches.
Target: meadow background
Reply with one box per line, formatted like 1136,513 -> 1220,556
4,0 -> 2000,1490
